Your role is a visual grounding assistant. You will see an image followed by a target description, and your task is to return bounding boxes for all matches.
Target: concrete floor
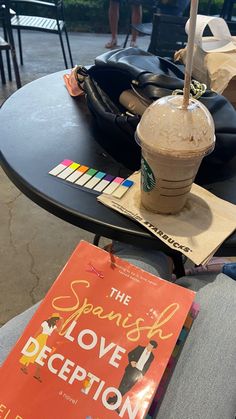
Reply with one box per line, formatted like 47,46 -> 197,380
0,30 -> 150,326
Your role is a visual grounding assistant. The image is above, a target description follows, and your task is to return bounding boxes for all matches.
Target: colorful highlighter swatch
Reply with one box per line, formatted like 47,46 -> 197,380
67,165 -> 88,183
49,160 -> 134,198
48,159 -> 73,176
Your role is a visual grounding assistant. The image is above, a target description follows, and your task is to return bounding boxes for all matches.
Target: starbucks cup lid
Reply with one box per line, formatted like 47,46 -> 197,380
135,95 -> 215,158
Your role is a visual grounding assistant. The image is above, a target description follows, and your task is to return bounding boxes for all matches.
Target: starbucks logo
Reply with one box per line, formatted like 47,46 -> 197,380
141,157 -> 156,192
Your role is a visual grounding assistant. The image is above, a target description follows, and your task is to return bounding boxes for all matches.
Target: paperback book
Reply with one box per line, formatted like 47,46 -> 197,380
0,241 -> 196,419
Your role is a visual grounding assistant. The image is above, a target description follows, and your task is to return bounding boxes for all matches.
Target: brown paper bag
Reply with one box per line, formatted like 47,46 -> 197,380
175,15 -> 236,108
98,172 -> 236,266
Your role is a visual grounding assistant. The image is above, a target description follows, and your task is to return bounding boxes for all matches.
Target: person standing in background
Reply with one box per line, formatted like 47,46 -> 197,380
105,0 -> 142,48
157,0 -> 190,16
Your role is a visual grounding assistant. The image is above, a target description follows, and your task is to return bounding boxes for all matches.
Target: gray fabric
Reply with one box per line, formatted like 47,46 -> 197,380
112,241 -> 173,281
176,271 -> 218,291
157,273 -> 236,419
0,302 -> 40,365
0,248 -> 236,419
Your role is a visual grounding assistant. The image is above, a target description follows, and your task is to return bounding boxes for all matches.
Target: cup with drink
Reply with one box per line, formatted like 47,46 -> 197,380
135,94 -> 215,214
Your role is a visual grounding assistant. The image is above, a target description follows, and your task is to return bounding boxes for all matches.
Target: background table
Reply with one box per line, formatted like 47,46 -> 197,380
1,70 -> 236,264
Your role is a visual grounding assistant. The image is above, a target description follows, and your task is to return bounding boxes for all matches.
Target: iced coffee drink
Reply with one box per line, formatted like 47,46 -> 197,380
135,95 -> 215,214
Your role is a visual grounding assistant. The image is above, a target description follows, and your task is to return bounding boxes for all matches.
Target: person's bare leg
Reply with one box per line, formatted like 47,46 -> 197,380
106,0 -> 119,48
130,4 -> 142,46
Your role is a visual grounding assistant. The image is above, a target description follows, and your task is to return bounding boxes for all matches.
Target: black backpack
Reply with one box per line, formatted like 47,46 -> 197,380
80,48 -> 236,183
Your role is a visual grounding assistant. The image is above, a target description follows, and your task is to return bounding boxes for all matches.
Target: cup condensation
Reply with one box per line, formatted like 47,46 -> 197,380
135,95 -> 215,214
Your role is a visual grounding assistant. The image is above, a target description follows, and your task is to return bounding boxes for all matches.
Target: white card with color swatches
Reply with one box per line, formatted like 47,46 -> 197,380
48,160 -> 134,198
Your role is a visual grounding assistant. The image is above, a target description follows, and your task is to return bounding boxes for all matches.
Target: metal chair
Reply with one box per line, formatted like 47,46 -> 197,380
0,0 -> 21,87
147,13 -> 188,58
10,0 -> 73,69
123,0 -> 190,49
0,36 -> 10,84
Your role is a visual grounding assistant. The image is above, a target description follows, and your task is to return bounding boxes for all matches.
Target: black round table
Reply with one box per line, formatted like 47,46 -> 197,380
1,70 -> 236,263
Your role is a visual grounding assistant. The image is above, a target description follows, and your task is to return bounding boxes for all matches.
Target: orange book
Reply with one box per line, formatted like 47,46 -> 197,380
0,241 -> 195,419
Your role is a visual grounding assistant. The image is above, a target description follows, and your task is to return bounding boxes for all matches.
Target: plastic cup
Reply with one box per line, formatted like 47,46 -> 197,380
135,95 -> 215,214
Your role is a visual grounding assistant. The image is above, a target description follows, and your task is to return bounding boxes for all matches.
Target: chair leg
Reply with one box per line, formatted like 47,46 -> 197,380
0,50 -> 6,84
220,0 -> 232,19
3,14 -> 21,88
9,44 -> 21,88
3,24 -> 12,81
93,235 -> 101,247
5,50 -> 12,81
172,252 -> 185,279
17,28 -> 23,65
123,32 -> 130,48
57,24 -> 68,69
227,1 -> 235,20
63,26 -> 74,68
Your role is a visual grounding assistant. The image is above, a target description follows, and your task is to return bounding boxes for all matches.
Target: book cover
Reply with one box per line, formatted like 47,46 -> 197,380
0,241 -> 195,419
